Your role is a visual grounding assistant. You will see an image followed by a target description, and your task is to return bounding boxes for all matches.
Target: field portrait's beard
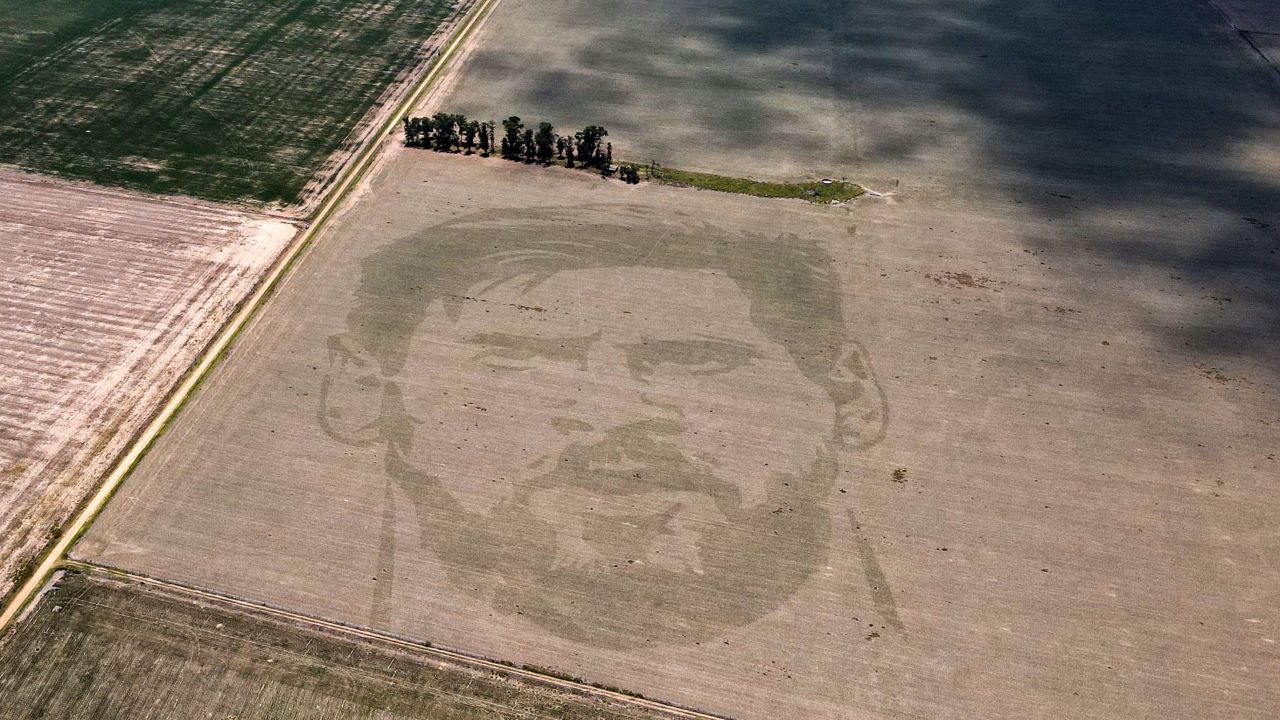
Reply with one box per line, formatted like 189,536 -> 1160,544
379,390 -> 840,649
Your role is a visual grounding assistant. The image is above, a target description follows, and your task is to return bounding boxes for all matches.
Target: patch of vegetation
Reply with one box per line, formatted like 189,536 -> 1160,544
518,664 -> 648,700
521,663 -> 584,684
0,0 -> 456,205
644,165 -> 863,203
403,113 -> 615,171
403,112 -> 862,202
2,461 -> 28,477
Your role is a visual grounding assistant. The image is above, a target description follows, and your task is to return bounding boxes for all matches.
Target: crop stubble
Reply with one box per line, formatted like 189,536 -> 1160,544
0,168 -> 293,602
0,569 -> 667,720
80,143 -> 1280,718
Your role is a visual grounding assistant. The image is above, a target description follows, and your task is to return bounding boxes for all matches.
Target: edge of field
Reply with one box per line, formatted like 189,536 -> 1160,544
0,0 -> 503,633
18,561 -> 728,720
285,0 -> 480,219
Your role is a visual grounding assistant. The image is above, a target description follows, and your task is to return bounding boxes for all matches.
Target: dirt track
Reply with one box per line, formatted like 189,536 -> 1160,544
0,168 -> 293,601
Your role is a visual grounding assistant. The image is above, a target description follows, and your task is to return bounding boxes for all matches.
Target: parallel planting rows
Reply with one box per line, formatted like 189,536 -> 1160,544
0,570 -> 666,720
0,168 -> 293,602
0,0 -> 457,206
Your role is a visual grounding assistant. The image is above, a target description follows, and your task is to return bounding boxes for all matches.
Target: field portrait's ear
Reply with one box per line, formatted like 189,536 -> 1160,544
829,341 -> 888,450
318,333 -> 386,447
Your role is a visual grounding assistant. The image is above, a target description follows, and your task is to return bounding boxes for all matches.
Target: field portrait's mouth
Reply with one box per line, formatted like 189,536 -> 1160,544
322,207 -> 885,647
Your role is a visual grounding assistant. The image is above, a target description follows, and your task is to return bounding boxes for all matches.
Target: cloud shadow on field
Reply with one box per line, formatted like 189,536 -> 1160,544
450,0 -> 1280,368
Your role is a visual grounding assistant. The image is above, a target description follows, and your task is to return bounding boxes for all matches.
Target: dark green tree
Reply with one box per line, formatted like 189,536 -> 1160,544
574,125 -> 608,168
565,143 -> 575,168
432,112 -> 461,151
403,116 -> 427,147
501,116 -> 524,159
521,128 -> 535,163
534,122 -> 556,165
462,120 -> 479,154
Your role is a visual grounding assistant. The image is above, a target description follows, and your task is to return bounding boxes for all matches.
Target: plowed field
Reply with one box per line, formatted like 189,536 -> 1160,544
0,168 -> 293,600
79,148 -> 1280,719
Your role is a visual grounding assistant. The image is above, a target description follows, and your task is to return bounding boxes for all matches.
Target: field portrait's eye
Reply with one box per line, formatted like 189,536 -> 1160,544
623,338 -> 763,380
469,331 -> 599,371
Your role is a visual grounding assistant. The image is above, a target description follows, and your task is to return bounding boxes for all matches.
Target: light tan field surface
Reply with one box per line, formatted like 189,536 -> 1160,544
80,143 -> 1280,718
0,169 -> 293,600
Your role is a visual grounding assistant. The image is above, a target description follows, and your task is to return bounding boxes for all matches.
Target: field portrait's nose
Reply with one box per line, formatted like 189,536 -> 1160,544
570,340 -> 681,432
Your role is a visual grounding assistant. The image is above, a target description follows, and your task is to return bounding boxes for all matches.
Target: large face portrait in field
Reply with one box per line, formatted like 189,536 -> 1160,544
319,207 -> 885,648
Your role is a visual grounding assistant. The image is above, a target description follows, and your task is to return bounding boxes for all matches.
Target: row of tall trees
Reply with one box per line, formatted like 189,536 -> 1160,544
403,113 -> 638,181
402,113 -> 493,155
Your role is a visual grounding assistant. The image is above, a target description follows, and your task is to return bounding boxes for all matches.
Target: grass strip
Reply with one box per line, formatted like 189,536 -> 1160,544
642,165 -> 863,203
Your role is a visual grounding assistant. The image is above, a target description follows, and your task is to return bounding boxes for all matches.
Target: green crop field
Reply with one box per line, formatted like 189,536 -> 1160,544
0,0 -> 456,205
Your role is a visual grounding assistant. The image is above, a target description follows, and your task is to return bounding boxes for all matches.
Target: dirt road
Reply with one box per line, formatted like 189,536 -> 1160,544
0,0 -> 504,634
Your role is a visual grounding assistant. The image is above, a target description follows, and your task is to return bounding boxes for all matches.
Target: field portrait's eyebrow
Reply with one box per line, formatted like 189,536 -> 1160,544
468,331 -> 601,370
621,336 -> 764,379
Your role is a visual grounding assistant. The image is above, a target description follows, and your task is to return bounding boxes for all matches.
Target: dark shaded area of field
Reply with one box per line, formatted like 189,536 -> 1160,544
0,570 -> 663,720
0,0 -> 454,205
444,0 -> 1280,395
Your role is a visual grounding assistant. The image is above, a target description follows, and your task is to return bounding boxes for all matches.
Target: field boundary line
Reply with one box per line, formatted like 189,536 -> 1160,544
290,0 -> 479,219
1201,0 -> 1280,80
60,560 -> 728,720
0,0 -> 503,635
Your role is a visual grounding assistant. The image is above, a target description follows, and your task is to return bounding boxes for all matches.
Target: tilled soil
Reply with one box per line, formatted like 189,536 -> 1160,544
0,168 -> 293,601
79,149 -> 1280,719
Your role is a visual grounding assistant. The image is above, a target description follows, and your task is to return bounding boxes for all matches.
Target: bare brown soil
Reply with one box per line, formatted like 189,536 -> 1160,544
0,168 -> 293,602
80,148 -> 1280,719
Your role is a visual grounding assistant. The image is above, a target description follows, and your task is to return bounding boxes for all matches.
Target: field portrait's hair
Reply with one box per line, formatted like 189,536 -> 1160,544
337,206 -> 886,449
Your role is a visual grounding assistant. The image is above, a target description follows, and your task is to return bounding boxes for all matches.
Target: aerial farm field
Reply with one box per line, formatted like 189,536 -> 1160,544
80,141 -> 1280,718
441,0 -> 1280,196
0,0 -> 460,207
5,0 -> 1280,718
0,569 -> 667,720
0,168 -> 293,604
